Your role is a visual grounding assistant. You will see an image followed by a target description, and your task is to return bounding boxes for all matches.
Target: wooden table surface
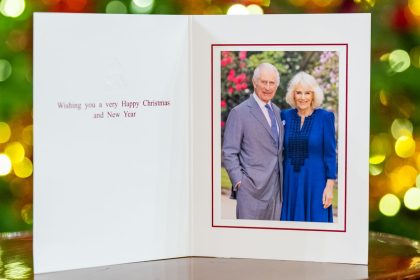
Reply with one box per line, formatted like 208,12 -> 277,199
0,232 -> 419,279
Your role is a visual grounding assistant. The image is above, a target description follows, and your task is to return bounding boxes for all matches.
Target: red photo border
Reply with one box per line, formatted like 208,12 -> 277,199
211,43 -> 348,232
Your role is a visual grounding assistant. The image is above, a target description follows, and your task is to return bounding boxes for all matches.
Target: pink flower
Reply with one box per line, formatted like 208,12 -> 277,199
235,84 -> 243,91
240,62 -> 246,69
240,83 -> 248,90
227,69 -> 236,81
228,87 -> 234,94
221,57 -> 233,67
239,51 -> 247,60
221,100 -> 227,108
221,121 -> 225,128
234,73 -> 246,84
222,51 -> 230,58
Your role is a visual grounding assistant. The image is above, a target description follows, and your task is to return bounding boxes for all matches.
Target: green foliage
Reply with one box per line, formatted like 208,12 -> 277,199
221,50 -> 339,124
221,167 -> 231,190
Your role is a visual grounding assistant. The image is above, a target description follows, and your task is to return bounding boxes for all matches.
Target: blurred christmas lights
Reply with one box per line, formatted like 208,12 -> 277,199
106,0 -> 127,14
379,194 -> 401,217
21,125 -> 32,146
0,0 -> 25,18
391,118 -> 413,139
395,135 -> 416,158
131,0 -> 154,14
404,187 -> 420,210
0,59 -> 12,82
0,122 -> 11,143
21,204 -> 33,224
63,0 -> 87,12
369,164 -> 383,176
13,157 -> 33,178
247,4 -> 264,15
389,49 -> 411,73
408,0 -> 420,16
227,4 -> 248,15
0,154 -> 12,176
5,142 -> 25,163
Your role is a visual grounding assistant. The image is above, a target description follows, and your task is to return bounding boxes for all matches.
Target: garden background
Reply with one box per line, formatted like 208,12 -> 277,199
220,50 -> 340,212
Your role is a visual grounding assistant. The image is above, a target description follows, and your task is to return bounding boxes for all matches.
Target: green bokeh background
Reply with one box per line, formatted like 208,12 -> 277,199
1,0 -> 420,241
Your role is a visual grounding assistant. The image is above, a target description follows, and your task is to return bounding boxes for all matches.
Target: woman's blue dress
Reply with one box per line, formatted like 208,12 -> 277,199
280,108 -> 337,222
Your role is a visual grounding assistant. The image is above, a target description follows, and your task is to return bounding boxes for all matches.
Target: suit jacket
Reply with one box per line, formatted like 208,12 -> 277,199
223,94 -> 284,201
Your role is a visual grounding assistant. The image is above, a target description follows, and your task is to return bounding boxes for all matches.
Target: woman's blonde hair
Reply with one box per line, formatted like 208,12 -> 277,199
285,71 -> 324,109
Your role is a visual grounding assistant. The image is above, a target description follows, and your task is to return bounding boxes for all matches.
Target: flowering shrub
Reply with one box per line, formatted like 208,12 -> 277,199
220,50 -> 339,142
311,51 -> 339,112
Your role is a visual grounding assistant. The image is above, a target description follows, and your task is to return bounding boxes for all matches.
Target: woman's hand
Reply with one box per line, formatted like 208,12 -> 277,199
322,179 -> 335,209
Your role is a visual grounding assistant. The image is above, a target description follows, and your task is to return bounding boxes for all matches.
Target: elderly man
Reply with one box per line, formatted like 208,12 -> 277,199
223,63 -> 283,220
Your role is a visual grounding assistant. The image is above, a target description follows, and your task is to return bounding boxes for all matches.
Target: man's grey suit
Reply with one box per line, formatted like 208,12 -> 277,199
223,94 -> 283,220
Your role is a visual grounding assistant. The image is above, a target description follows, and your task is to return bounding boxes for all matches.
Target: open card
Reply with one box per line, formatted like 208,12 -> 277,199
33,13 -> 370,273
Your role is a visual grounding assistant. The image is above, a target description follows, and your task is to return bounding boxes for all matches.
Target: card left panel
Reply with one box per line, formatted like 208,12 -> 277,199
33,13 -> 190,273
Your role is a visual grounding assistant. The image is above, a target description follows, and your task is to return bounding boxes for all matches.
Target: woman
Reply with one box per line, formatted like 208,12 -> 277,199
280,71 -> 337,222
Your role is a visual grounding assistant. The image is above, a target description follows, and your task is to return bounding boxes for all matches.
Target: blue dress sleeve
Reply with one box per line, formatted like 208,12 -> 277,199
323,110 -> 337,180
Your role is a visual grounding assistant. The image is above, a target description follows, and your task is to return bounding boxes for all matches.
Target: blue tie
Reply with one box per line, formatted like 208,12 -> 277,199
265,104 -> 279,148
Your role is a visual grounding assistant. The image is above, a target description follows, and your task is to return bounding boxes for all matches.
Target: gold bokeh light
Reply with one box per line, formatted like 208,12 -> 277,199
13,157 -> 33,178
5,142 -> 25,163
379,194 -> 401,217
0,154 -> 12,176
395,136 -> 416,158
0,122 -> 11,143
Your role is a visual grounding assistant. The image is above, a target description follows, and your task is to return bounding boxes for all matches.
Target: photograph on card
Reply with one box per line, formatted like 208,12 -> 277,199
212,44 -> 347,231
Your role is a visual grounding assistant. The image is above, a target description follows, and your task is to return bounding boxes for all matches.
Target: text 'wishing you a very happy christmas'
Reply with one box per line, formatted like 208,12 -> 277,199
56,99 -> 171,119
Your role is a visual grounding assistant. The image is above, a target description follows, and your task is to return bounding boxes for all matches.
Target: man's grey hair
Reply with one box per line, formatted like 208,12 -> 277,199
252,63 -> 280,85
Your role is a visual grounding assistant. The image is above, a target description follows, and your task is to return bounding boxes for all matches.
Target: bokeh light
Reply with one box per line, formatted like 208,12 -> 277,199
6,30 -> 29,52
391,118 -> 413,139
395,136 -> 416,158
388,49 -> 411,73
370,133 -> 392,163
130,0 -> 154,14
0,0 -> 25,18
416,174 -> 420,188
12,157 -> 33,178
365,0 -> 375,7
0,59 -> 12,82
379,90 -> 388,106
247,4 -> 264,15
21,125 -> 32,146
106,1 -> 127,14
21,204 -> 33,224
313,0 -> 333,7
379,194 -> 401,217
5,142 -> 25,163
227,4 -> 248,15
397,165 -> 416,187
408,0 -> 420,16
404,187 -> 420,210
369,155 -> 385,165
0,154 -> 12,176
64,0 -> 87,12
369,164 -> 383,176
0,122 -> 11,143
